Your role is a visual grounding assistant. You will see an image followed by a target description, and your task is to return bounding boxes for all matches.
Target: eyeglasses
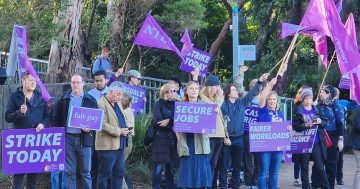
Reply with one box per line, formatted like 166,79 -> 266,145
165,90 -> 177,94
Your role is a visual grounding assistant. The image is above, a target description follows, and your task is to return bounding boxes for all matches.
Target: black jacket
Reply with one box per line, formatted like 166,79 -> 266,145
352,106 -> 360,149
316,101 -> 345,137
292,105 -> 327,160
5,89 -> 49,129
151,99 -> 177,163
55,90 -> 98,147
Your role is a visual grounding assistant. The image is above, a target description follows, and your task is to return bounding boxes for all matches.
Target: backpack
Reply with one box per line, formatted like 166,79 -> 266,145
90,58 -> 102,79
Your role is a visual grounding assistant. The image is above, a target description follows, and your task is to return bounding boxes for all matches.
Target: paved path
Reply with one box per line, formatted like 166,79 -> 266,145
253,153 -> 356,189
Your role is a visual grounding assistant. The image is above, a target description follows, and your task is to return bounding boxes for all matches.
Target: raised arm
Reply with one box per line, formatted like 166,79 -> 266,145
259,77 -> 277,108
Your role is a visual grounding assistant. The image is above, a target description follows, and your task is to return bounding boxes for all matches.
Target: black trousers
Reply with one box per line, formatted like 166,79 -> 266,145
310,143 -> 330,189
325,134 -> 339,189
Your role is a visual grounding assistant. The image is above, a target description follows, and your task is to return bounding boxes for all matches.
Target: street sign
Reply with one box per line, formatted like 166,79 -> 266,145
238,45 -> 256,61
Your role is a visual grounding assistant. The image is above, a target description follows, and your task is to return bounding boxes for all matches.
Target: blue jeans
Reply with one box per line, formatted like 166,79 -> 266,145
51,172 -> 66,189
219,136 -> 244,188
97,149 -> 125,189
258,151 -> 282,189
152,163 -> 175,189
65,134 -> 92,189
294,161 -> 301,179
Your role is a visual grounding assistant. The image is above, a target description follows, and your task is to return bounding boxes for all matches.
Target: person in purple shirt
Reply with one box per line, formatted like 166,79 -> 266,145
292,87 -> 330,189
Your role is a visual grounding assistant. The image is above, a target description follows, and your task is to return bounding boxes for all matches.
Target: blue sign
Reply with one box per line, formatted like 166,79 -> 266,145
238,45 -> 256,61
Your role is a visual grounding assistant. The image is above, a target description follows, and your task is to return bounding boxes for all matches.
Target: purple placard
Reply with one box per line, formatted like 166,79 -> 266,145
339,74 -> 350,89
68,106 -> 104,131
249,121 -> 292,152
179,48 -> 213,77
173,102 -> 217,134
2,128 -> 66,174
289,125 -> 318,154
121,83 -> 146,113
243,105 -> 259,134
284,152 -> 293,164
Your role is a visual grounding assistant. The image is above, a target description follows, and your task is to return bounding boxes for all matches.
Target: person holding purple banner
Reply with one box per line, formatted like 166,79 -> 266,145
54,74 -> 97,189
151,83 -> 179,189
292,87 -> 330,189
176,81 -> 212,188
257,77 -> 289,189
5,72 -> 49,189
317,85 -> 345,189
95,81 -> 131,189
219,72 -> 269,189
127,69 -> 147,104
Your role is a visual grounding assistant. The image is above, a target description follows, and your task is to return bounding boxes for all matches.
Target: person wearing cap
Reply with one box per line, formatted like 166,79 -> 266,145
127,69 -> 147,107
292,87 -> 330,189
199,74 -> 228,188
219,73 -> 269,189
317,85 -> 345,189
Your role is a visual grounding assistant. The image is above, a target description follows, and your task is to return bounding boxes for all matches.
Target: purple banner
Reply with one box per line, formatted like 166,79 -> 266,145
249,121 -> 292,152
121,82 -> 146,113
284,152 -> 293,164
2,128 -> 65,174
68,106 -> 104,131
173,102 -> 217,134
179,48 -> 213,77
289,126 -> 318,154
243,105 -> 258,134
339,74 -> 350,90
14,25 -> 51,101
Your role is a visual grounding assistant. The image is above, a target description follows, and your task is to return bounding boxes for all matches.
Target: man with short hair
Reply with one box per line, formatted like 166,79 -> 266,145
96,81 -> 130,188
5,72 -> 49,189
89,70 -> 109,101
55,74 -> 97,189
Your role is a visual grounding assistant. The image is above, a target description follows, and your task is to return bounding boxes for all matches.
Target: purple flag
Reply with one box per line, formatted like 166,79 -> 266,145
173,102 -> 217,134
134,13 -> 181,57
339,74 -> 350,89
249,121 -> 292,152
180,28 -> 194,59
312,33 -> 329,67
279,23 -> 306,39
336,0 -> 343,12
2,128 -> 66,174
15,25 -> 51,101
300,0 -> 360,74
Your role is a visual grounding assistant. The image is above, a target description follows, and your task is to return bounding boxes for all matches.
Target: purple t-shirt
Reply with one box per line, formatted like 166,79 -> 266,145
244,99 -> 259,134
258,106 -> 284,123
302,108 -> 319,142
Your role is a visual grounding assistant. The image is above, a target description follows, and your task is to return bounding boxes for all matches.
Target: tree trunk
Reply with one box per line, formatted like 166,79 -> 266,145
208,0 -> 247,73
107,0 -> 128,68
47,0 -> 86,83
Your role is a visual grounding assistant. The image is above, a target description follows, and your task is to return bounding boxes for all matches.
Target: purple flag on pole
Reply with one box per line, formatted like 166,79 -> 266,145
180,28 -> 194,59
312,33 -> 329,67
2,128 -> 66,174
279,23 -> 306,39
300,0 -> 360,74
14,25 -> 51,101
134,13 -> 181,58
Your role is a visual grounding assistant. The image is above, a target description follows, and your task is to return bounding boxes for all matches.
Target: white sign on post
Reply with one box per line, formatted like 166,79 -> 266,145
238,45 -> 256,61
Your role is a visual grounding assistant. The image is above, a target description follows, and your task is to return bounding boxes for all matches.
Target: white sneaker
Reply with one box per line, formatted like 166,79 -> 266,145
293,179 -> 302,187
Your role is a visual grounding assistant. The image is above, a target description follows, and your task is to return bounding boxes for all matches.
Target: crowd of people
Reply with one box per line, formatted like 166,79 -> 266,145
4,47 -> 360,189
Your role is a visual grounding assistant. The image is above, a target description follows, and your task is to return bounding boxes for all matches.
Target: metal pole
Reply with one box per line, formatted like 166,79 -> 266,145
232,6 -> 239,81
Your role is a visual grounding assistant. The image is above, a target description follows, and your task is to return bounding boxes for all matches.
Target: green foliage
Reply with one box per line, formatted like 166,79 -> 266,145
98,17 -> 112,48
154,0 -> 206,33
126,113 -> 153,183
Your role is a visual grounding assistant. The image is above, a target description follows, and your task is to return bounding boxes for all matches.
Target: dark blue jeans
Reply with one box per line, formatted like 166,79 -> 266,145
219,136 -> 244,188
65,134 -> 92,189
294,162 -> 301,179
152,163 -> 175,189
258,151 -> 282,189
243,134 -> 259,186
13,173 -> 37,189
97,149 -> 125,189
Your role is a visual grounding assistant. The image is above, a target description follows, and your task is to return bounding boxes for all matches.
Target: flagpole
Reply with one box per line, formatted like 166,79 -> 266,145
316,51 -> 336,101
121,44 -> 135,70
275,33 -> 299,77
268,34 -> 305,73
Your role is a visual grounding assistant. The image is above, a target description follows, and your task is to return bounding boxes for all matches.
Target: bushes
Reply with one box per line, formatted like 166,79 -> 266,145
126,113 -> 153,184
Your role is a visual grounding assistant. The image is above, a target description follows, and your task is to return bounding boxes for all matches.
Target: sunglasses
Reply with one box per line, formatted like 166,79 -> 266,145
165,90 -> 177,94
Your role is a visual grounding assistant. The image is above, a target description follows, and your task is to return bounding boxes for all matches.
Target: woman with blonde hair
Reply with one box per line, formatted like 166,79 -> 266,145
151,83 -> 179,189
177,81 -> 212,188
